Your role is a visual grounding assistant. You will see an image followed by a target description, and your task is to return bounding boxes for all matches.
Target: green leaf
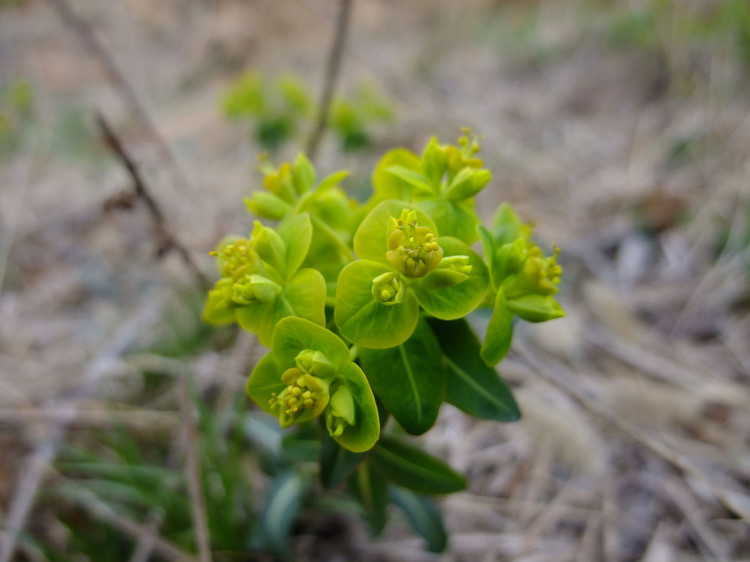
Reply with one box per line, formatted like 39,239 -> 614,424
353,200 -> 437,266
258,471 -> 306,555
278,213 -> 313,278
331,363 -> 381,452
372,148 -> 422,201
316,170 -> 351,196
386,166 -> 435,195
292,152 -> 315,194
480,291 -> 514,366
319,420 -> 366,489
421,137 -> 447,188
491,203 -> 524,245
349,461 -> 387,536
477,224 -> 497,287
443,167 -> 491,203
335,260 -> 419,348
418,268 -> 469,290
370,435 -> 466,494
272,315 -> 351,372
358,318 -> 445,435
507,294 -> 565,323
389,486 -> 448,553
428,318 -> 520,421
246,353 -> 285,415
236,267 -> 326,347
412,237 -> 489,320
244,192 -> 290,220
319,438 -> 364,491
416,198 -> 479,245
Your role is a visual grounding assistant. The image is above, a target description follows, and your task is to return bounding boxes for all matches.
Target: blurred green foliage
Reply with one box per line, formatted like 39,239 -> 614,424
221,71 -> 394,153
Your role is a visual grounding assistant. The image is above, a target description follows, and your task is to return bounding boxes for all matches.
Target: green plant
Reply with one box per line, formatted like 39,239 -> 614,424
221,71 -> 394,153
204,130 -> 564,551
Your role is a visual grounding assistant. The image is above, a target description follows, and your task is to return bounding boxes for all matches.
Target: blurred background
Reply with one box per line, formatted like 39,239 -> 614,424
1,0 -> 749,560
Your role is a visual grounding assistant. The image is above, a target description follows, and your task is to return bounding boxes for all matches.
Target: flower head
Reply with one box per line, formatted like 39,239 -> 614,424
386,209 -> 443,277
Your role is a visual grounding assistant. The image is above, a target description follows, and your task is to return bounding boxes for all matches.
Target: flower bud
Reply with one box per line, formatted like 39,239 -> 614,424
295,349 -> 335,379
371,271 -> 406,305
231,274 -> 283,305
325,385 -> 355,437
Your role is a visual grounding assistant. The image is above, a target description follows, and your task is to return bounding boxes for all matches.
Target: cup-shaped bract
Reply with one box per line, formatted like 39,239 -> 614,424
247,317 -> 380,452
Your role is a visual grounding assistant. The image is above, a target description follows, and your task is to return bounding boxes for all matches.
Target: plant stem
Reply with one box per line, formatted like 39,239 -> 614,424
306,0 -> 354,161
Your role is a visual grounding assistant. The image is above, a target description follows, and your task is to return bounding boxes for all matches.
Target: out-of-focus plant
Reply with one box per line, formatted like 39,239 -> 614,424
203,129 -> 565,552
330,85 -> 394,152
0,79 -> 34,157
221,71 -> 394,153
222,72 -> 313,152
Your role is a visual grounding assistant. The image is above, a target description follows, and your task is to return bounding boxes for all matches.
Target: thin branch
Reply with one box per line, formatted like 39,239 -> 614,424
0,407 -> 179,432
305,0 -> 354,161
45,0 -> 192,193
97,113 -> 211,290
179,375 -> 213,562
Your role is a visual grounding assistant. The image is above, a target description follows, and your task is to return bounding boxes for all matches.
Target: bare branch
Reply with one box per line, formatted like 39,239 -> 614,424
305,0 -> 354,161
96,113 -> 211,291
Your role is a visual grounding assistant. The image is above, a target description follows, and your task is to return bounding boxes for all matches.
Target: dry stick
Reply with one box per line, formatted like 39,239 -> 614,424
0,303 -> 161,562
0,407 -> 179,432
179,374 -> 213,562
45,0 -> 192,196
97,113 -> 211,291
513,343 -> 750,522
305,0 -> 354,161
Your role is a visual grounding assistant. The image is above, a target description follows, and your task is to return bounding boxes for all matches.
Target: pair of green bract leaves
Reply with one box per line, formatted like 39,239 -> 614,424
204,131 -> 565,454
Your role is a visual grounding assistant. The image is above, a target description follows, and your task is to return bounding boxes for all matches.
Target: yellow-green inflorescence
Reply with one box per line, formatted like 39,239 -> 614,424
269,349 -> 335,427
502,239 -> 563,299
385,209 -> 443,277
209,237 -> 282,307
371,271 -> 405,305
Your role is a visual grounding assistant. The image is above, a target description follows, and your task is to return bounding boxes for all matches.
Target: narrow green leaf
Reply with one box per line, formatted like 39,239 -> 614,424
386,166 -> 434,195
349,461 -> 388,536
480,291 -> 514,366
370,435 -> 466,494
315,170 -> 351,196
292,152 -> 316,194
428,318 -> 520,421
320,422 -> 366,489
372,148 -> 422,201
491,203 -> 524,245
334,260 -> 419,349
389,486 -> 448,553
359,318 -> 445,435
278,213 -> 313,278
258,471 -> 306,555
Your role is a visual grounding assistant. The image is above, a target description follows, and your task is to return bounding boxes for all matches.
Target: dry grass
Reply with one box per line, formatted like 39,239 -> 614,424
1,0 -> 749,560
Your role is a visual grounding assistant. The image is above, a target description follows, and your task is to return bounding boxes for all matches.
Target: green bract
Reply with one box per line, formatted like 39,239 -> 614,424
204,131 -> 566,550
371,129 -> 491,244
336,202 -> 488,348
202,213 -> 326,347
247,317 -> 380,452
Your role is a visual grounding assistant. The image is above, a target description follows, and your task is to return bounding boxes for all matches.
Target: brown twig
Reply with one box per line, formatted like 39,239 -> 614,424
96,113 -> 211,290
45,0 -> 192,193
178,374 -> 213,562
305,0 -> 354,161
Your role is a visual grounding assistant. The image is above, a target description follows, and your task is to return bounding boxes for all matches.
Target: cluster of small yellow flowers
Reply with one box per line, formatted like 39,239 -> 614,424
521,245 -> 562,296
386,210 -> 443,277
270,366 -> 329,428
445,127 -> 483,175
